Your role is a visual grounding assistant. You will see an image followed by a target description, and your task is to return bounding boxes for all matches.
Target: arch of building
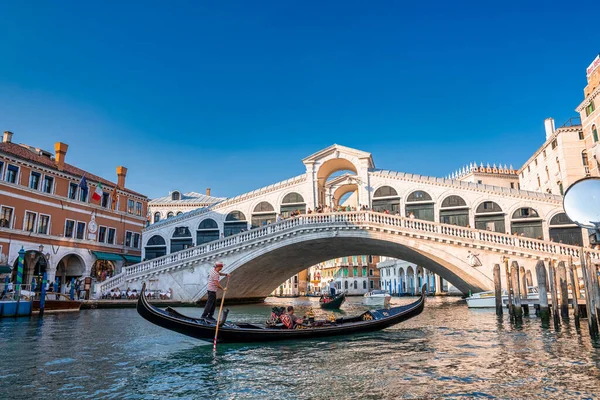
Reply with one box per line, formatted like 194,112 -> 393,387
55,253 -> 86,285
332,184 -> 358,208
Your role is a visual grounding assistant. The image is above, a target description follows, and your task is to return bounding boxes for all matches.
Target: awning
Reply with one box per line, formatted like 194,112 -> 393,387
92,251 -> 125,262
0,265 -> 12,274
122,255 -> 141,264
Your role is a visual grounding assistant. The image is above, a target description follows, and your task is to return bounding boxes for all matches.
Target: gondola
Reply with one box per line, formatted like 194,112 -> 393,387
319,292 -> 346,310
137,283 -> 426,343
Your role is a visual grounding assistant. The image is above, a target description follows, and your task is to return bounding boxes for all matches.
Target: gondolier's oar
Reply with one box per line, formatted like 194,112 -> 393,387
213,276 -> 230,352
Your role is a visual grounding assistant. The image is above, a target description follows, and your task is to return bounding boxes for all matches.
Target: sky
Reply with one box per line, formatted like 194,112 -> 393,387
0,1 -> 598,200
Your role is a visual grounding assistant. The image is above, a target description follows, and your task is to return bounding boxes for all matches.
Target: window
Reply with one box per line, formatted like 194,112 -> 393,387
24,211 -> 36,232
171,191 -> 181,201
125,231 -> 133,247
65,219 -> 75,238
369,269 -> 374,276
353,267 -> 358,276
368,255 -> 373,263
537,176 -> 541,187
370,281 -> 374,289
477,180 -> 483,184
42,176 -> 54,194
107,228 -> 116,244
534,158 -> 538,166
76,222 -> 86,240
38,214 -> 50,234
510,182 -> 515,189
527,165 -> 530,172
133,233 -> 140,248
154,212 -> 161,223
30,172 -> 41,190
102,192 -> 110,208
0,161 -> 3,180
556,157 -> 561,172
585,100 -> 595,117
363,281 -> 367,289
79,186 -> 88,202
5,165 -> 19,184
582,150 -> 589,167
68,182 -> 78,199
167,212 -> 174,219
0,206 -> 14,228
98,226 -> 107,243
579,131 -> 585,140
362,267 -> 367,277
545,166 -> 550,181
593,125 -> 598,143
551,139 -> 558,149
542,150 -> 546,159
127,199 -> 135,214
558,181 -> 564,196
136,202 -> 143,216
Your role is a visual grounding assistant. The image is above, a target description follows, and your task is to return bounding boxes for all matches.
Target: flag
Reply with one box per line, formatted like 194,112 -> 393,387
78,175 -> 88,189
110,186 -> 119,210
92,183 -> 103,201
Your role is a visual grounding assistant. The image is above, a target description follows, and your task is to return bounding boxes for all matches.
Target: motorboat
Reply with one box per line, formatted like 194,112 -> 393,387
363,290 -> 392,306
137,283 -> 425,343
465,286 -> 540,308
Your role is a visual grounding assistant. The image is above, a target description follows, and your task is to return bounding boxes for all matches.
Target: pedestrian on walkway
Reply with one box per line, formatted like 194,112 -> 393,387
201,262 -> 230,321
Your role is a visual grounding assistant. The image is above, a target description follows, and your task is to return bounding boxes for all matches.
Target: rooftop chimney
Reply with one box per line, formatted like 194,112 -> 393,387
54,142 -> 69,171
544,118 -> 555,140
3,131 -> 13,143
117,166 -> 127,188
206,188 -> 211,196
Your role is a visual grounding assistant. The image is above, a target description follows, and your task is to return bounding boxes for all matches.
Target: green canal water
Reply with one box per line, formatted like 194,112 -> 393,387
1,296 -> 600,399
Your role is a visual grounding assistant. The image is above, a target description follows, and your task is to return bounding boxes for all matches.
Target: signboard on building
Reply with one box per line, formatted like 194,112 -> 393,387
587,54 -> 600,78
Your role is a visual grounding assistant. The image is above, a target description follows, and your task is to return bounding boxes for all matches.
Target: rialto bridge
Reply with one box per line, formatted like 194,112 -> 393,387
98,145 -> 597,301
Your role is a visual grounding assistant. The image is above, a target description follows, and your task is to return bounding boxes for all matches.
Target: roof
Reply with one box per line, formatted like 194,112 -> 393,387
0,141 -> 147,198
149,191 -> 226,205
302,144 -> 375,168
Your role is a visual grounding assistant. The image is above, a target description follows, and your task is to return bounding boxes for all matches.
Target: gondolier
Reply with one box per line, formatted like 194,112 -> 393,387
201,261 -> 230,321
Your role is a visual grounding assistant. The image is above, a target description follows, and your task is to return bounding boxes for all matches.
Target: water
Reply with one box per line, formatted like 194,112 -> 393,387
1,296 -> 600,399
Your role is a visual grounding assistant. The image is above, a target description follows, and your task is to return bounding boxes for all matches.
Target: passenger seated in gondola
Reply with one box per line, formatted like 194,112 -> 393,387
280,306 -> 303,329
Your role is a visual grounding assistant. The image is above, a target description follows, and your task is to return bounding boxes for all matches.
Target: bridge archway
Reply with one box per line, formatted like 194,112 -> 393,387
224,211 -> 247,236
316,158 -> 359,207
280,193 -> 306,217
145,235 -> 167,260
197,218 -> 220,245
511,207 -> 543,239
372,186 -> 400,213
439,195 -> 469,227
333,184 -> 358,208
251,202 -> 276,228
474,201 -> 505,233
170,227 -> 193,253
548,212 -> 583,245
405,190 -> 434,221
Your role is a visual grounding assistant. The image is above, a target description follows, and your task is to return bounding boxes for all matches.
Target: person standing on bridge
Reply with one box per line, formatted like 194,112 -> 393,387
201,261 -> 230,321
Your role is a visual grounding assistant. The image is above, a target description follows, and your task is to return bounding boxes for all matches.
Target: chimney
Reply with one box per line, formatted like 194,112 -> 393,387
206,188 -> 211,196
54,142 -> 69,171
117,166 -> 127,188
3,131 -> 13,143
544,118 -> 555,140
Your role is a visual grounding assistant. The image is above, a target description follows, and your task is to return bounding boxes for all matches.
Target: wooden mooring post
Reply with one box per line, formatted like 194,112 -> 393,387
557,261 -> 569,320
580,251 -> 599,337
587,253 -> 600,322
548,260 -> 561,329
520,265 -> 529,315
535,260 -> 550,324
568,256 -> 581,329
504,258 -> 514,318
510,261 -> 523,319
493,264 -> 503,316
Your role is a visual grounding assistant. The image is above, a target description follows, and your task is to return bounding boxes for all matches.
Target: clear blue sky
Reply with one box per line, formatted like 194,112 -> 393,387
0,1 -> 598,199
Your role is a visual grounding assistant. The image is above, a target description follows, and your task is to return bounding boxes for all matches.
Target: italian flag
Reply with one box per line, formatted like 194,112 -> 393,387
92,183 -> 103,201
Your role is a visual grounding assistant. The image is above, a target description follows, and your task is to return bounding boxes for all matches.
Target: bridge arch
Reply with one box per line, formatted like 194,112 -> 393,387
333,184 -> 358,208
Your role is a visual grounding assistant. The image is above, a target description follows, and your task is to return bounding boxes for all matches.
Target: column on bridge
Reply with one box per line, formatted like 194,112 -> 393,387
435,275 -> 443,295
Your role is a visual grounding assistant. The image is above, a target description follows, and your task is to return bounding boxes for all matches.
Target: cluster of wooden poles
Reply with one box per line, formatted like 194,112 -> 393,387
492,252 -> 600,338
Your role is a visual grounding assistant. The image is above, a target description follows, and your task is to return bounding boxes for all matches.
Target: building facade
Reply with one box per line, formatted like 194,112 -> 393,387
148,189 -> 225,225
451,162 -> 519,189
308,255 -> 381,295
576,53 -> 600,178
0,131 -> 148,291
377,257 -> 462,296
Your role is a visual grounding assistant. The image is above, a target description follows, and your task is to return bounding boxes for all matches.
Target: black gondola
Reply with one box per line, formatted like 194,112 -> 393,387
137,283 -> 426,343
319,292 -> 346,309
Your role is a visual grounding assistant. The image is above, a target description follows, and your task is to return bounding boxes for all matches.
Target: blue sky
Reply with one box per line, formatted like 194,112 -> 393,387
0,1 -> 598,199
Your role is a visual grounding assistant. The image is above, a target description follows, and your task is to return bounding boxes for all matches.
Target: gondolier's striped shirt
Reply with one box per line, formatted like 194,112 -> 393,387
207,268 -> 221,292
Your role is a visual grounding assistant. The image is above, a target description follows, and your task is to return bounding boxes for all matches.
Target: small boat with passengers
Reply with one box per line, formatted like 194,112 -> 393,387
137,283 -> 426,343
319,292 -> 346,310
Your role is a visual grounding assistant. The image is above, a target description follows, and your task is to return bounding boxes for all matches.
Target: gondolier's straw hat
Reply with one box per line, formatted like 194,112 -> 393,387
215,261 -> 224,267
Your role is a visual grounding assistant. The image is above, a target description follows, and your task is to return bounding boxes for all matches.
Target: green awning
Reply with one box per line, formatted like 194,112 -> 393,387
0,265 -> 12,274
92,251 -> 125,262
122,255 -> 141,264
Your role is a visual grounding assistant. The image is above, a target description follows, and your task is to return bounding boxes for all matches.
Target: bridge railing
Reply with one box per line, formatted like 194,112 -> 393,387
98,211 -> 598,292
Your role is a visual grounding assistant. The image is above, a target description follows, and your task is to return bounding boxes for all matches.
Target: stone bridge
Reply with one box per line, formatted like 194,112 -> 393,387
98,211 -> 598,302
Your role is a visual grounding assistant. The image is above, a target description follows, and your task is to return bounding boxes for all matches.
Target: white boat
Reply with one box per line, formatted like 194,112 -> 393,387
465,287 -> 539,308
363,290 -> 392,305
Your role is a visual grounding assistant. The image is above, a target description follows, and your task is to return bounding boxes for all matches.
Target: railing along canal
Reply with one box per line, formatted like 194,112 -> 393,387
99,211 -> 599,292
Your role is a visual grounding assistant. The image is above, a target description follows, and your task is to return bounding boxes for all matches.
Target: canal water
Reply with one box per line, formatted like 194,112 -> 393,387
1,296 -> 600,399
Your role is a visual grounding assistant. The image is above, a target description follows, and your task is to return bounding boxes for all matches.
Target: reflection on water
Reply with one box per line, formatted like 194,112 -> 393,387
1,296 -> 600,399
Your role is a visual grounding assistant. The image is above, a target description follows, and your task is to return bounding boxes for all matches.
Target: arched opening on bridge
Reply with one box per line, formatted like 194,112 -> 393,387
12,250 -> 48,287
176,211 -> 183,216
153,212 -> 161,223
145,235 -> 167,260
511,207 -> 543,239
251,202 -> 276,228
372,186 -> 400,213
317,159 -> 358,207
549,212 -> 583,245
91,260 -> 115,282
197,218 -> 220,245
405,190 -> 434,221
55,254 -> 85,287
224,211 -> 247,237
333,185 -> 357,209
439,195 -> 469,227
474,201 -> 505,233
170,227 -> 193,253
167,211 -> 174,219
280,192 -> 306,218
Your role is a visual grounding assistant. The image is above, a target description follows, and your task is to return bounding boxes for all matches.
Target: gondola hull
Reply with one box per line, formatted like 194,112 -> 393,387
137,283 -> 425,343
319,292 -> 346,310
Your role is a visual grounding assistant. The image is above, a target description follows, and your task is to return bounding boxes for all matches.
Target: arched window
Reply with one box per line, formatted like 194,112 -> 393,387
167,211 -> 174,219
172,227 -> 192,237
512,208 -> 539,219
372,186 -> 400,213
176,211 -> 183,216
344,281 -> 349,290
558,181 -> 564,195
147,235 -> 166,246
363,281 -> 367,289
171,191 -> 181,201
281,192 -> 306,217
197,218 -> 219,245
354,280 -> 358,290
224,211 -> 247,237
171,227 -> 193,253
511,207 -> 542,239
252,202 -> 276,228
440,195 -> 468,227
153,212 -> 161,223
405,190 -> 434,221
475,201 -> 504,232
253,202 -> 275,212
582,150 -> 589,167
282,192 -> 304,204
145,235 -> 167,260
441,195 -> 467,208
549,212 -> 583,245
593,124 -> 598,143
